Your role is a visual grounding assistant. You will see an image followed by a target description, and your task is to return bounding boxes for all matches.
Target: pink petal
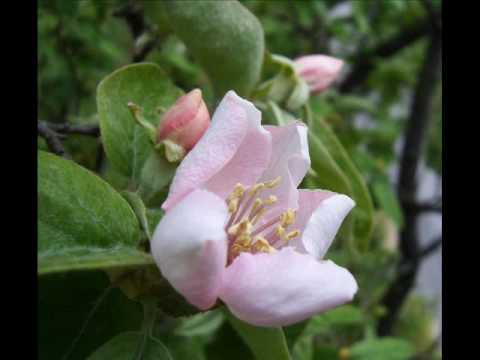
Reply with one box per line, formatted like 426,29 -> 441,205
163,91 -> 271,210
291,190 -> 355,259
258,122 -> 310,218
151,190 -> 229,310
294,55 -> 344,94
220,247 -> 358,327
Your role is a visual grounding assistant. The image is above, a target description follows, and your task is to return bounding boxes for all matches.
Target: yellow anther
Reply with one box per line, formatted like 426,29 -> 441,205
228,219 -> 252,236
227,183 -> 245,214
285,230 -> 300,241
253,236 -> 275,253
249,183 -> 265,196
264,195 -> 278,205
229,183 -> 245,199
236,233 -> 252,247
275,225 -> 285,238
280,209 -> 296,227
264,176 -> 281,188
228,198 -> 240,213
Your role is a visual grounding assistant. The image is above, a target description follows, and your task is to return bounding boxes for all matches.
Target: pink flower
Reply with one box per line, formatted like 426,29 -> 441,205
157,89 -> 210,161
151,91 -> 358,327
294,55 -> 344,94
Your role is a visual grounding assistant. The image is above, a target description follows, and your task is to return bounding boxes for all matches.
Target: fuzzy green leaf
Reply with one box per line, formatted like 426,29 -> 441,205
159,0 -> 264,97
38,151 -> 154,275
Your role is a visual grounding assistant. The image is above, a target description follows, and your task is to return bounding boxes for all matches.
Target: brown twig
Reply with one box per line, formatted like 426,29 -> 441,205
47,123 -> 100,137
38,121 -> 66,157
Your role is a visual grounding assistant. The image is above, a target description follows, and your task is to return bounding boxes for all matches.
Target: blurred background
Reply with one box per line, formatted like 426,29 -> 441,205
38,0 -> 442,359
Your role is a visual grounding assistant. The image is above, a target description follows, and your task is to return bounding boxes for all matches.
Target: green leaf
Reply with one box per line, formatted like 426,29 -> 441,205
174,309 -> 225,337
303,305 -> 363,337
349,338 -> 415,360
87,332 -> 172,360
96,63 -> 183,184
39,271 -> 143,360
137,150 -> 177,207
225,308 -> 291,360
38,151 -> 154,275
307,131 -> 353,198
159,0 -> 264,97
372,177 -> 404,229
310,115 -> 375,251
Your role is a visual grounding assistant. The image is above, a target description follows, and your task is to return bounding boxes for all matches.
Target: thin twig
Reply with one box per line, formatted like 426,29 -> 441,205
47,123 -> 100,137
38,121 -> 66,157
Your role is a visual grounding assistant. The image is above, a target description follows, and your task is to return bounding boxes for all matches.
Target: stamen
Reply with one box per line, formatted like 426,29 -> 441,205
228,219 -> 252,236
251,198 -> 263,214
276,225 -> 285,238
285,230 -> 300,241
264,176 -> 281,188
252,236 -> 276,253
264,195 -> 278,205
249,183 -> 265,196
280,209 -> 296,227
251,207 -> 267,225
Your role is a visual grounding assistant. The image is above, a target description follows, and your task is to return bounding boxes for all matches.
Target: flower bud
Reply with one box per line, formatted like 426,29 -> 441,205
293,55 -> 344,95
157,89 -> 210,162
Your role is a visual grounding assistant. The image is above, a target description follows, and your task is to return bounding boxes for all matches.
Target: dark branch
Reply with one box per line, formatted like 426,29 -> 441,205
38,121 -> 66,157
403,199 -> 442,214
417,237 -> 442,260
113,1 -> 157,62
112,2 -> 145,38
47,123 -> 100,137
377,29 -> 442,336
339,19 -> 431,93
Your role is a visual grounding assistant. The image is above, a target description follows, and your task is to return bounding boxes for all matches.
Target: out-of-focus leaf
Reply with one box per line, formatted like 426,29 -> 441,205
349,337 -> 415,360
87,332 -> 172,359
174,309 -> 225,337
225,308 -> 292,360
97,63 -> 182,185
39,271 -> 143,360
371,177 -> 404,229
38,151 -> 153,275
158,0 -> 264,97
310,115 -> 375,251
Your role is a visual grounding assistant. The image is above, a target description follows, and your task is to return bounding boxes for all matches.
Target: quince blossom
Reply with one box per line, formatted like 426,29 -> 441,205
152,91 -> 357,327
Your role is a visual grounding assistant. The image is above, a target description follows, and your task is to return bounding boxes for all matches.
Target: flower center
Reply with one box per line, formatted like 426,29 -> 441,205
225,177 -> 300,263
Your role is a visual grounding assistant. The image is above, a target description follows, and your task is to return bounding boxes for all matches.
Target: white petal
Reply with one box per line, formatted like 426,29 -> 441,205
151,190 -> 229,309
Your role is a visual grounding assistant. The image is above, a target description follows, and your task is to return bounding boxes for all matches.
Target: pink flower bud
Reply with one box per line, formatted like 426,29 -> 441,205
294,55 -> 344,94
158,89 -> 210,152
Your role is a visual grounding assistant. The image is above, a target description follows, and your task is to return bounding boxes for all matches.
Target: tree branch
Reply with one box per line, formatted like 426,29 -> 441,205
339,19 -> 431,93
403,199 -> 442,214
113,1 -> 158,63
377,28 -> 442,336
38,121 -> 66,157
47,123 -> 100,137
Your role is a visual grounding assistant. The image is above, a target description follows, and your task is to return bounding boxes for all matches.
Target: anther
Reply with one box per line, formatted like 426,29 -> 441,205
264,195 -> 278,205
264,176 -> 281,188
253,236 -> 275,253
285,230 -> 300,241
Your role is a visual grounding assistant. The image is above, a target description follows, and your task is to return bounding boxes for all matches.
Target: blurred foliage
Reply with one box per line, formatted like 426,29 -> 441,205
38,0 -> 442,359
